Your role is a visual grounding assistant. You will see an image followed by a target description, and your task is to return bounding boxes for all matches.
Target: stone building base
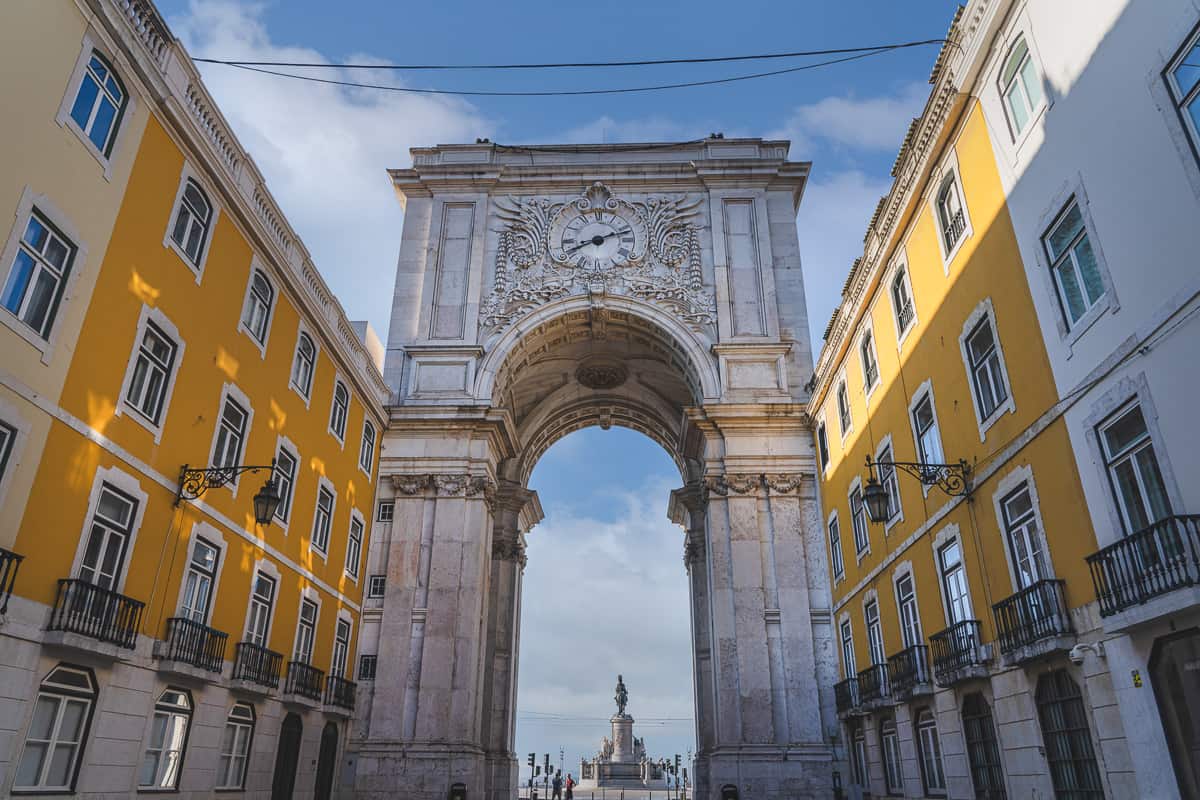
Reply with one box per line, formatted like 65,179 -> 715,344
351,740 -> 486,800
703,743 -> 836,799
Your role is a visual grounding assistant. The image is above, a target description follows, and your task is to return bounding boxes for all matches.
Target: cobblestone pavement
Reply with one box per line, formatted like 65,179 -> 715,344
518,788 -> 688,800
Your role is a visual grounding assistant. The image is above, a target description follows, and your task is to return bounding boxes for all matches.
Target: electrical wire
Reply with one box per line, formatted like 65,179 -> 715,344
193,39 -> 946,71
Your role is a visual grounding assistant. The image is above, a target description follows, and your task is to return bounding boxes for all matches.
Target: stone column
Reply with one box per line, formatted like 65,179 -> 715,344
610,715 -> 635,762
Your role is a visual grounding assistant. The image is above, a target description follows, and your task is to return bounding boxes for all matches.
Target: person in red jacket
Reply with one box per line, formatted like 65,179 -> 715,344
564,773 -> 575,800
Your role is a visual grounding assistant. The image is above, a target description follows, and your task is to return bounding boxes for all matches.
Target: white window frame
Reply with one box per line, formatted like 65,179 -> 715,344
0,188 -> 89,363
272,435 -> 300,532
139,688 -> 193,790
930,155 -> 973,269
328,378 -> 350,445
880,715 -> 904,794
816,415 -> 831,474
1167,20 -> 1200,166
932,523 -> 974,626
0,396 -> 32,514
863,593 -> 885,666
997,32 -> 1047,142
848,476 -> 870,562
908,380 -> 945,498
990,465 -> 1055,593
115,304 -> 185,442
68,466 -> 148,595
893,562 -> 922,649
358,654 -> 378,680
241,560 -> 281,649
916,708 -> 947,795
237,258 -> 276,357
292,588 -> 321,665
359,418 -> 377,477
13,665 -> 97,792
377,501 -> 394,523
216,702 -> 255,790
827,508 -> 845,583
289,322 -> 319,406
367,575 -> 386,598
163,163 -> 219,282
331,610 -> 353,678
172,522 -> 227,626
206,383 -> 255,498
859,323 -> 880,402
888,258 -> 918,347
344,510 -> 365,582
310,476 -> 336,560
958,298 -> 1015,439
875,434 -> 904,532
56,37 -> 136,176
839,614 -> 857,678
835,373 -> 853,440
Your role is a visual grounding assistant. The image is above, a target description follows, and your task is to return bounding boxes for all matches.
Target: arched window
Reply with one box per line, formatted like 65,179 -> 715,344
999,36 -> 1044,137
915,708 -> 947,795
217,703 -> 255,789
880,715 -> 904,794
69,51 -> 127,156
291,333 -> 316,397
14,665 -> 97,791
139,687 -> 193,789
171,179 -> 213,267
242,270 -> 274,344
1036,670 -> 1104,799
891,266 -> 915,334
936,172 -> 966,253
962,693 -> 1007,799
851,722 -> 868,786
329,381 -> 349,439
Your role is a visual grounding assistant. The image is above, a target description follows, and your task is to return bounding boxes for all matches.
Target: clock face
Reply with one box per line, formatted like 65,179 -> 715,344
552,208 -> 642,271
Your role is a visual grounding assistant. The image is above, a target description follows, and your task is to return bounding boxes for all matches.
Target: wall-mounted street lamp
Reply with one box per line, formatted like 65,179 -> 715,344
175,460 -> 281,526
862,455 -> 972,524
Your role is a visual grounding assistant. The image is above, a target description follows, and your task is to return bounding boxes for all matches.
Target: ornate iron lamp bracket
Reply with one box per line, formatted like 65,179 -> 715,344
865,455 -> 973,498
175,463 -> 276,506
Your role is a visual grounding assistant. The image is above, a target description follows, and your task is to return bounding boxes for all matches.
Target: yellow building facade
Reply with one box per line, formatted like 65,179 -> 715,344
809,9 -> 1136,799
0,0 -> 387,796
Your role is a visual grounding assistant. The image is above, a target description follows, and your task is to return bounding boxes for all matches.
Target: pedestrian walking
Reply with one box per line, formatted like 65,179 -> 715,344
564,773 -> 575,800
552,772 -> 563,800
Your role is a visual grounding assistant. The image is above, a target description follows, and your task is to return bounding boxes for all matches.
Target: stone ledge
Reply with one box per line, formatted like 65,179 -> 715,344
281,691 -> 322,711
321,703 -> 353,719
229,678 -> 275,697
42,631 -> 126,660
999,634 -> 1076,668
152,656 -> 222,684
1100,586 -> 1200,634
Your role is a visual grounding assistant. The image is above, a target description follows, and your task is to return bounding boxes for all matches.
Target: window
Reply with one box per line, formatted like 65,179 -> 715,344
936,172 -> 967,254
0,419 -> 15,484
939,539 -> 973,624
139,688 -> 192,789
865,599 -> 885,666
816,422 -> 830,470
850,486 -> 869,556
2,211 -> 76,340
836,380 -> 852,436
330,382 -> 349,440
358,654 -> 377,680
212,396 -> 248,470
245,572 -> 275,647
368,575 -> 386,598
170,179 -> 213,268
377,501 -> 394,522
962,693 -> 1007,800
241,270 -> 274,345
294,598 -> 318,664
851,724 -> 868,786
1168,25 -> 1200,153
827,515 -> 845,581
860,330 -> 879,390
345,516 -> 364,579
896,573 -> 921,648
78,484 -> 137,590
999,36 -> 1044,136
331,617 -> 351,678
216,703 -> 254,790
275,447 -> 297,524
1099,402 -> 1171,533
915,708 -> 947,795
1036,670 -> 1104,799
14,665 -> 96,791
1043,200 -> 1106,327
179,537 -> 219,624
965,315 -> 1009,422
891,266 -> 916,335
124,321 -> 177,425
840,619 -> 857,677
1000,483 -> 1048,588
880,716 -> 904,795
877,443 -> 901,524
68,51 -> 126,156
291,333 -> 316,398
912,390 -> 944,465
312,486 -> 334,555
360,420 -> 376,473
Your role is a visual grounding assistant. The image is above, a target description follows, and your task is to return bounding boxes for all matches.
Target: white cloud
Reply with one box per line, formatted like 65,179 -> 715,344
168,0 -> 491,342
552,114 -> 739,145
769,81 -> 926,153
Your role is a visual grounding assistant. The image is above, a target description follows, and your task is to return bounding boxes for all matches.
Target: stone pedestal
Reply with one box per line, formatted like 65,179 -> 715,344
610,714 -> 634,762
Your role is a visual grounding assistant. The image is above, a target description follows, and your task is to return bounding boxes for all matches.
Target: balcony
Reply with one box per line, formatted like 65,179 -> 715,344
1087,514 -> 1200,632
0,546 -> 24,615
45,578 -> 144,656
857,664 -> 891,710
153,617 -> 228,680
283,660 -> 324,708
929,620 -> 990,686
942,209 -> 966,252
992,579 -> 1075,666
230,641 -> 282,695
834,677 -> 860,718
887,644 -> 934,701
323,674 -> 357,715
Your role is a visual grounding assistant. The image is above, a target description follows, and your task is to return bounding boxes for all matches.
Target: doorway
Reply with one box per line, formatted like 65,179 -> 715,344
271,712 -> 302,799
1151,629 -> 1200,799
314,721 -> 339,800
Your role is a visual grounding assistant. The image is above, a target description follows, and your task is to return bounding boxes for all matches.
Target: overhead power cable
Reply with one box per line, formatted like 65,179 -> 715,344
193,39 -> 946,71
200,44 -> 937,98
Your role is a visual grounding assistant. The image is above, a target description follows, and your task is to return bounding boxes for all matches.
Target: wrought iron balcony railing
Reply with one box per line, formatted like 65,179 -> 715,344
232,641 -> 283,689
887,644 -> 933,697
46,578 -> 144,649
0,546 -> 24,615
929,619 -> 985,684
1087,514 -> 1200,616
992,579 -> 1072,655
834,676 -> 860,714
942,209 -> 966,252
158,617 -> 227,672
285,660 -> 325,702
857,663 -> 891,705
896,299 -> 915,332
324,674 -> 357,710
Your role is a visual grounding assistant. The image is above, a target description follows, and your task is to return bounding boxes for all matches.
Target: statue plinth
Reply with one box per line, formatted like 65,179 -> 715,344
609,714 -> 635,763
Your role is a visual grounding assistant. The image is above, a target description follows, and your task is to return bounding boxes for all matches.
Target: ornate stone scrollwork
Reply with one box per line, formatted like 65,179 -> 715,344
683,533 -> 707,569
492,534 -> 527,566
705,474 -> 762,496
764,473 -> 807,495
392,473 -> 496,501
479,182 -> 716,333
391,474 -> 432,495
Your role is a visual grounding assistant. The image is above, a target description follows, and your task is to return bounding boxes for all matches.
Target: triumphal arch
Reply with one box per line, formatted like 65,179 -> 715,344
352,139 -> 839,799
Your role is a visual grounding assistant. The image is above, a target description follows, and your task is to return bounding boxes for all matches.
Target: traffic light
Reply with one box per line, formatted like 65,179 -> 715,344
675,754 -> 681,773
528,753 -> 536,768
535,766 -> 542,777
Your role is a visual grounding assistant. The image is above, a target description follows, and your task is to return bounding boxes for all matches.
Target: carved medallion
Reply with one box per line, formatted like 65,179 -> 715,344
575,359 -> 628,390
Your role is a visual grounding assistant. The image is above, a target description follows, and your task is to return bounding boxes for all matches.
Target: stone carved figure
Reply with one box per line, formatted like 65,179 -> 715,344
614,674 -> 629,716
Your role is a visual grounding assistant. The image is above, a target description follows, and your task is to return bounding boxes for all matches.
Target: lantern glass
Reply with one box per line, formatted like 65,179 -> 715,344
253,476 -> 282,525
863,476 -> 891,524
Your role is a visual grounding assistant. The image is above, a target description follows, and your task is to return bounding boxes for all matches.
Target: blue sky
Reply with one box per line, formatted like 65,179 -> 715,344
157,0 -> 959,774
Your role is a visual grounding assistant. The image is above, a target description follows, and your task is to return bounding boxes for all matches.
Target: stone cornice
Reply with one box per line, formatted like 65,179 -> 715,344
703,472 -> 810,497
389,473 -> 496,501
